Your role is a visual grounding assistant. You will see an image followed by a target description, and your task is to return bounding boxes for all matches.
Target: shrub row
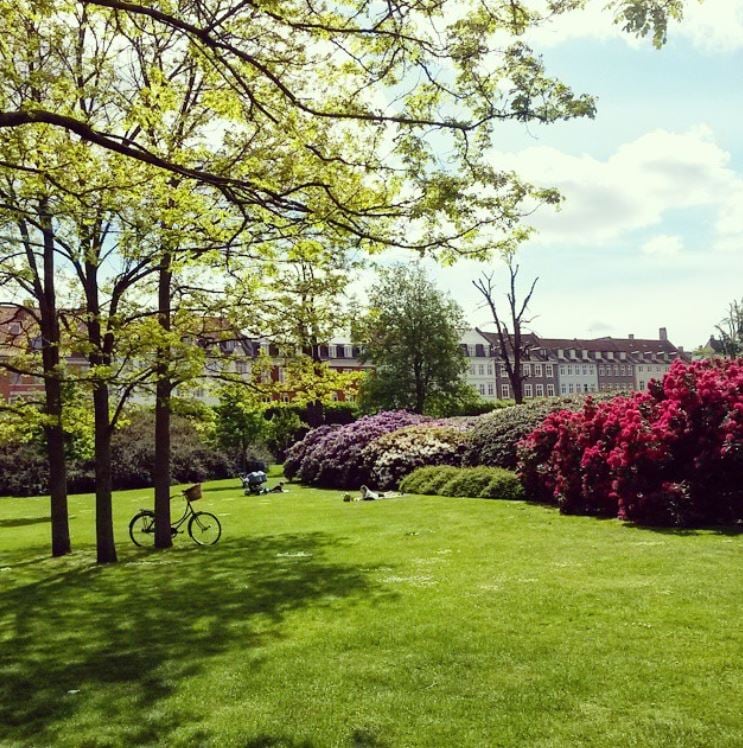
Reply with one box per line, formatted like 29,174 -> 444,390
400,465 -> 523,501
517,360 -> 743,526
284,410 -> 429,489
0,412 -> 236,497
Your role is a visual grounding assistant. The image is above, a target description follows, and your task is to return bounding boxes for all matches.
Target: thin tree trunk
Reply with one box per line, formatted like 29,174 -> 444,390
154,251 -> 173,548
93,384 -> 117,563
39,210 -> 71,557
44,374 -> 71,556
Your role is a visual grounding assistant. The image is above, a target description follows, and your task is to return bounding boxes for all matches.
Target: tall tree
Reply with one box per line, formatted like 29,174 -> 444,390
354,263 -> 467,414
473,254 -> 538,405
0,145 -> 72,557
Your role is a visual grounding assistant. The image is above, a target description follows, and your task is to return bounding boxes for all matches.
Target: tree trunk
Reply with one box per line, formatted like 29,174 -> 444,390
154,252 -> 173,548
44,374 -> 71,557
93,384 -> 117,563
306,342 -> 324,427
39,210 -> 71,557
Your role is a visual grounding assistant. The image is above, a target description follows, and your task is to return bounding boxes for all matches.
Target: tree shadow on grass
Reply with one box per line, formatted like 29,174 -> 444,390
621,522 -> 742,537
0,533 -> 391,745
0,516 -> 75,529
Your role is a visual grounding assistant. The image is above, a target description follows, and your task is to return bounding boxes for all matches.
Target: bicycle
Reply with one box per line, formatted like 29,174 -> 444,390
129,484 -> 222,547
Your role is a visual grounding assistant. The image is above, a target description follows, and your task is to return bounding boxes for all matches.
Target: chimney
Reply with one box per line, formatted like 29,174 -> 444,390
659,327 -> 668,341
628,334 -> 634,340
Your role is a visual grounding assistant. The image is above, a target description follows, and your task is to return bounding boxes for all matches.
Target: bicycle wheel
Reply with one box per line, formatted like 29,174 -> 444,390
188,511 -> 222,545
129,511 -> 156,548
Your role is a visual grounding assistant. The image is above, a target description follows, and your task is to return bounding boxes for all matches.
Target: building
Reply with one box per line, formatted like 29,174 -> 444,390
464,327 -> 688,400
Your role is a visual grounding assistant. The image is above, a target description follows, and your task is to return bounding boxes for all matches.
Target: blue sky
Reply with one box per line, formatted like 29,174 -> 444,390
371,0 -> 743,351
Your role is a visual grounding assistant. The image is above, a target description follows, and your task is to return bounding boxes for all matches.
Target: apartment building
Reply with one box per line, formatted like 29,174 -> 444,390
465,327 -> 688,400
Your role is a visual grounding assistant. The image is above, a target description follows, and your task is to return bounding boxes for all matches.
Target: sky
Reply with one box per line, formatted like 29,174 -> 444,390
367,0 -> 743,351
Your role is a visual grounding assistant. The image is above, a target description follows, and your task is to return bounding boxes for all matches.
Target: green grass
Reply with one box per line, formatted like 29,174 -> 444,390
1,471 -> 741,747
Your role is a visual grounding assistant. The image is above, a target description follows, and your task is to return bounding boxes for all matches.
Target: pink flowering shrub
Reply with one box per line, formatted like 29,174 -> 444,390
517,360 -> 743,526
284,411 -> 429,489
362,425 -> 470,490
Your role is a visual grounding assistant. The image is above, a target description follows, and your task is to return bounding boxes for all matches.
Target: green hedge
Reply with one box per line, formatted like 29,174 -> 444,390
400,465 -> 524,500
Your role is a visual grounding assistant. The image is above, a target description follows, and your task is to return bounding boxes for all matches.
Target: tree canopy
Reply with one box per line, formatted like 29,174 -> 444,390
354,263 -> 469,414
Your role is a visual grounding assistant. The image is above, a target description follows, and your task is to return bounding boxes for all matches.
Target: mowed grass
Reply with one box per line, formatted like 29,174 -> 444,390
0,469 -> 741,748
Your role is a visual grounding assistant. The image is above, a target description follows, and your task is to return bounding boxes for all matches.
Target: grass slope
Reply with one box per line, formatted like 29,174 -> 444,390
0,472 -> 741,747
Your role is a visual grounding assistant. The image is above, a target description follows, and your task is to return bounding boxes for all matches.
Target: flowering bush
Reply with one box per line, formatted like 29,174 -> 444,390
400,465 -> 523,500
465,394 -> 619,470
284,411 -> 429,488
517,360 -> 743,526
362,425 -> 470,490
283,424 -> 339,481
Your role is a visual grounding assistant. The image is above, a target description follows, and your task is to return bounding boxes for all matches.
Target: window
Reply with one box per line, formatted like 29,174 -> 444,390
478,364 -> 485,376
487,364 -> 493,376
639,380 -> 645,389
560,384 -> 567,395
599,365 -> 605,376
568,383 -> 574,394
236,361 -> 249,374
469,365 -> 476,376
546,384 -> 555,396
280,393 -> 291,403
535,384 -> 544,397
582,365 -> 588,375
501,384 -> 510,399
546,364 -> 554,377
478,384 -> 486,395
619,365 -> 625,376
638,365 -> 644,372
524,384 -> 533,398
560,366 -> 566,376
522,363 -> 531,377
487,383 -> 494,396
534,364 -> 543,377
499,364 -> 507,377
584,384 -> 589,393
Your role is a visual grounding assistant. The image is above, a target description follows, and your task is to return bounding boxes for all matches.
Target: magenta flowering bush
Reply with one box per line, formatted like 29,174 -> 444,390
362,425 -> 470,490
517,360 -> 743,526
284,411 -> 430,489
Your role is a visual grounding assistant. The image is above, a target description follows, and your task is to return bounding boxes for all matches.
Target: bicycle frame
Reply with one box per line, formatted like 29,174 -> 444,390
169,495 -> 196,534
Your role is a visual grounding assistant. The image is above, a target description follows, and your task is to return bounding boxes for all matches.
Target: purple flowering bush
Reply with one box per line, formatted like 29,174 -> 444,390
362,425 -> 470,490
285,411 -> 429,488
283,424 -> 339,481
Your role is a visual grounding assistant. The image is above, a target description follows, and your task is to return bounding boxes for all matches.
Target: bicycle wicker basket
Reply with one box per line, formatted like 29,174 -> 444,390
184,484 -> 202,502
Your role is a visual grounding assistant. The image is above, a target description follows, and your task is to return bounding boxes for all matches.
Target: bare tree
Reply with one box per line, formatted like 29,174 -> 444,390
473,257 -> 538,405
715,297 -> 743,359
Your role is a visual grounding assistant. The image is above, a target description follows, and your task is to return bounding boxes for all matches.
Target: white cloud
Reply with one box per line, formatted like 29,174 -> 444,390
490,125 -> 743,250
641,234 -> 684,256
523,0 -> 743,53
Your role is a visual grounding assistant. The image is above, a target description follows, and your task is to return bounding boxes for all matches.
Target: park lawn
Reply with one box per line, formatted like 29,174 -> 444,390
0,473 -> 741,748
